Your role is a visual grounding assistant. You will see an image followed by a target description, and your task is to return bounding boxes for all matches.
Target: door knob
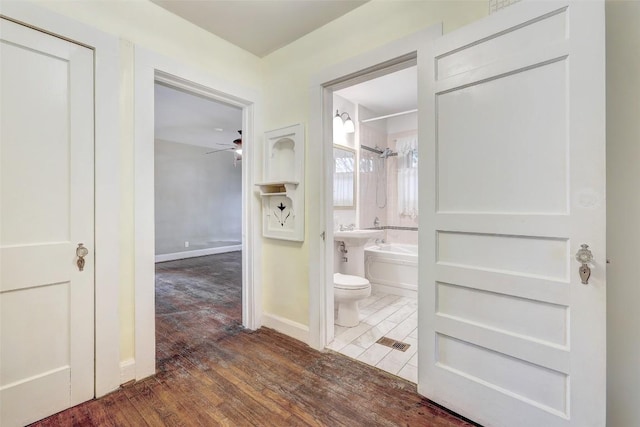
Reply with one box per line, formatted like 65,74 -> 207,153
575,244 -> 593,284
76,243 -> 88,272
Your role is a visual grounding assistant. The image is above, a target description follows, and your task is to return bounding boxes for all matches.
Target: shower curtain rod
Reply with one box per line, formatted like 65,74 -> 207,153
360,144 -> 383,154
361,145 -> 398,157
360,109 -> 418,123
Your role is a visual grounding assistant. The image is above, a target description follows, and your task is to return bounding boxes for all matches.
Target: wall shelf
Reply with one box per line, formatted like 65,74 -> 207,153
255,181 -> 299,196
257,125 -> 304,241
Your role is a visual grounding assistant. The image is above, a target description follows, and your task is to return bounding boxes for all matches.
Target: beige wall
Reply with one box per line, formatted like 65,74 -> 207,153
606,1 -> 640,425
31,0 -> 262,361
260,0 -> 488,325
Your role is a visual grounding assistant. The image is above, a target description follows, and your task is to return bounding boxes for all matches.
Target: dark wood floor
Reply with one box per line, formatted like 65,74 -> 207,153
31,253 -> 476,426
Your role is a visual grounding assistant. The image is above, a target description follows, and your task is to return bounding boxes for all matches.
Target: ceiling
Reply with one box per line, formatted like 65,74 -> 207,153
150,0 -> 369,57
154,83 -> 242,150
155,67 -> 417,150
335,66 -> 417,117
153,1 -> 413,149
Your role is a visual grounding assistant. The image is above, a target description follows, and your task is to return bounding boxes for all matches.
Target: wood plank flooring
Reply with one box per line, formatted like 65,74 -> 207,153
30,253 -> 477,426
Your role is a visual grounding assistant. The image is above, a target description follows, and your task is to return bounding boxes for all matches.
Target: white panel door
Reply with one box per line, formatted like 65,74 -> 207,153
418,2 -> 605,426
0,18 -> 94,427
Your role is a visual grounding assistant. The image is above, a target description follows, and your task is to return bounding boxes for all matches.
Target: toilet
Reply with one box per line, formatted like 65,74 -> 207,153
334,273 -> 371,327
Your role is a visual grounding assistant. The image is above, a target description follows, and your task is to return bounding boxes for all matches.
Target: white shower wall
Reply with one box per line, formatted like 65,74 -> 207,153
358,121 -> 388,230
359,113 -> 418,245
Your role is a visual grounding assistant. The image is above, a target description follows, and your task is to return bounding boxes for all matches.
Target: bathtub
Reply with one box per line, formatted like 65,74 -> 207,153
365,244 -> 418,297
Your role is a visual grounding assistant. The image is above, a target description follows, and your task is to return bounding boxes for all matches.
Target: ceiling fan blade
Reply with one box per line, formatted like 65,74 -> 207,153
205,147 -> 233,155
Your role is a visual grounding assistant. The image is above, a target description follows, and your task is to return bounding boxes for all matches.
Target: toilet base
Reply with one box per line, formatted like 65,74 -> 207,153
336,301 -> 360,327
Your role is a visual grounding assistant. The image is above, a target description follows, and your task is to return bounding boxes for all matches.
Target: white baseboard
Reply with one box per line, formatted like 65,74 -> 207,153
155,245 -> 242,263
120,358 -> 136,384
262,313 -> 309,345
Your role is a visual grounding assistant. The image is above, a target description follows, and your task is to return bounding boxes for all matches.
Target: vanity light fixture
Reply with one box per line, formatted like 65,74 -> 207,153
333,110 -> 355,134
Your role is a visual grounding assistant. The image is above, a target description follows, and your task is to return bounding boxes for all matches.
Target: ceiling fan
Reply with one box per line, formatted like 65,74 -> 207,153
205,130 -> 242,165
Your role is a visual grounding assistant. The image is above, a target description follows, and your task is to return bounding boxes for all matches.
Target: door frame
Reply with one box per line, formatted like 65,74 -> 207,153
307,25 -> 441,350
0,2 -> 122,397
133,47 -> 263,379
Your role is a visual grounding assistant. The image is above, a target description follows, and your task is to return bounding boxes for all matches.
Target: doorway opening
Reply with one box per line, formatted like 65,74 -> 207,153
326,62 -> 419,382
134,53 -> 261,379
153,82 -> 243,263
153,82 -> 245,357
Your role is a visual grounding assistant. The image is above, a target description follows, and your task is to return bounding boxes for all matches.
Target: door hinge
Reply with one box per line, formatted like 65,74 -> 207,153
320,231 -> 326,241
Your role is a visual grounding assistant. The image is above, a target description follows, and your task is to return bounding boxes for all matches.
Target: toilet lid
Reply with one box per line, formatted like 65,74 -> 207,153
334,273 -> 370,290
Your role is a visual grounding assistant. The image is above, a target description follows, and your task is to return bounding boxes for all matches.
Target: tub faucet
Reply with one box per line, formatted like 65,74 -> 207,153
339,223 -> 355,231
375,238 -> 386,245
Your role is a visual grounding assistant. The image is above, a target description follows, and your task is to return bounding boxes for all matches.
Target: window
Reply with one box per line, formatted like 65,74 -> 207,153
396,136 -> 418,218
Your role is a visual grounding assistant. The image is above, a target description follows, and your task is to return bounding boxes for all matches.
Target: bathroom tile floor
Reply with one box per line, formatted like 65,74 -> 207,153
328,290 -> 418,383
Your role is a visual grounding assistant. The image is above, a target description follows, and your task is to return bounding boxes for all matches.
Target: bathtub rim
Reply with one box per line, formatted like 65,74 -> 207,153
365,243 -> 418,296
365,243 -> 419,256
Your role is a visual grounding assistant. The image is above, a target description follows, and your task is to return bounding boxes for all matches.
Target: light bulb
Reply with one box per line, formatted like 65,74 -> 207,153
343,117 -> 355,133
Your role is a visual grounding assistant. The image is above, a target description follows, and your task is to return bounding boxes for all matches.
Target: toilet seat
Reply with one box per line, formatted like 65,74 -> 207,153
334,273 -> 370,290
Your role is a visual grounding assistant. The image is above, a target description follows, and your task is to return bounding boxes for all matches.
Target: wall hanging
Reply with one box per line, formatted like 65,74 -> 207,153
255,124 -> 305,241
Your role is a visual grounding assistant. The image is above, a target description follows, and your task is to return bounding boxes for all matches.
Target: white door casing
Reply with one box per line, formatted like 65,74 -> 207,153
418,2 -> 605,427
0,18 -> 95,427
308,25 -> 442,351
134,48 -> 262,380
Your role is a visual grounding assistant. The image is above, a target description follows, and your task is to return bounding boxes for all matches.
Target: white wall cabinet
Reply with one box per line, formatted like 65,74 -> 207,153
256,124 -> 305,241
